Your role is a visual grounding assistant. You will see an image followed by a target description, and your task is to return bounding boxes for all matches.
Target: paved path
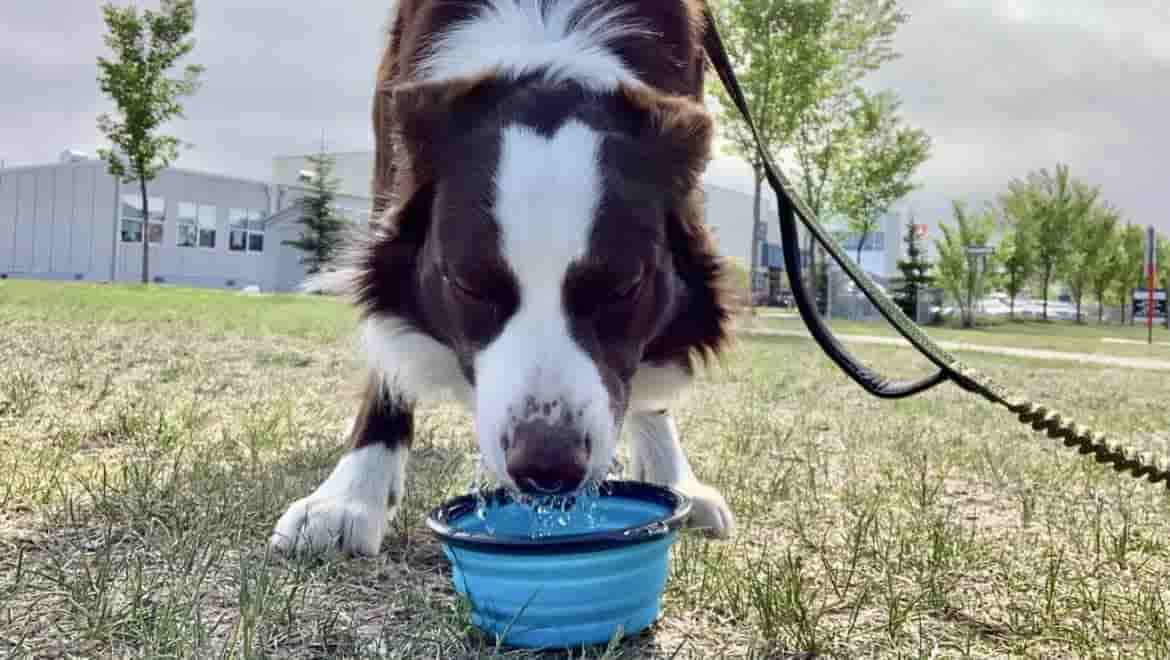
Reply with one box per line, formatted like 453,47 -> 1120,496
742,327 -> 1170,371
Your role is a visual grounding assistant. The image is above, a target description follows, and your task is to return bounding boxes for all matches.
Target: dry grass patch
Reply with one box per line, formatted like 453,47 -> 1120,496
2,280 -> 1170,659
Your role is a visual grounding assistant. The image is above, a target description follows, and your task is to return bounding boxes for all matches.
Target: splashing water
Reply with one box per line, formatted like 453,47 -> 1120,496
466,456 -> 623,540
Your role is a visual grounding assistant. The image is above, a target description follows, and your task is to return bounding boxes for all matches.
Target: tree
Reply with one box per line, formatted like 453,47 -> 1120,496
1001,164 -> 1098,320
708,0 -> 916,314
96,0 -> 204,284
789,0 -> 911,312
890,215 -> 933,319
708,0 -> 834,314
997,184 -> 1038,320
994,228 -> 1034,320
832,89 -> 931,265
1087,227 -> 1121,324
1062,202 -> 1119,323
1114,224 -> 1145,325
934,200 -> 995,328
284,149 -> 347,275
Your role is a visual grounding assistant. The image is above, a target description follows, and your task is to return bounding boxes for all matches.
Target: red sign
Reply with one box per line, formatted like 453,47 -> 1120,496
912,224 -> 929,239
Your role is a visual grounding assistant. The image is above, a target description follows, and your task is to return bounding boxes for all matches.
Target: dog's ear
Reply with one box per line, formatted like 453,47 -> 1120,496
381,73 -> 497,188
611,82 -> 714,197
357,73 -> 497,321
614,84 -> 730,367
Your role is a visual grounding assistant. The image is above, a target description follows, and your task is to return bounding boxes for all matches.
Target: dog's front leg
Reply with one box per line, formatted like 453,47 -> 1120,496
270,374 -> 411,557
627,410 -> 735,539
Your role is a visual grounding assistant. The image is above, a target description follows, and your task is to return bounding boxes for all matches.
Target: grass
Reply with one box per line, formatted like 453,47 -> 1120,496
757,313 -> 1170,361
3,279 -> 1170,658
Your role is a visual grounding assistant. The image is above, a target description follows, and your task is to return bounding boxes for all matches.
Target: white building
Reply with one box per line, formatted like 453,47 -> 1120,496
0,151 -> 371,292
3,147 -> 910,301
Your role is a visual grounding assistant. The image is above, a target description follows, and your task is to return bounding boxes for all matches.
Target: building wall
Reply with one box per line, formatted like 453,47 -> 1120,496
701,182 -> 773,275
0,161 -> 118,282
1,159 -> 373,292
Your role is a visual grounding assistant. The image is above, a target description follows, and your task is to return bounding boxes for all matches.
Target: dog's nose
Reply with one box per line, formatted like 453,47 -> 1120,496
505,420 -> 590,495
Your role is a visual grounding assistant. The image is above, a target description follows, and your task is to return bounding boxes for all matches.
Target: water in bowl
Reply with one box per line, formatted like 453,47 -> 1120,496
461,456 -> 650,540
466,478 -> 613,539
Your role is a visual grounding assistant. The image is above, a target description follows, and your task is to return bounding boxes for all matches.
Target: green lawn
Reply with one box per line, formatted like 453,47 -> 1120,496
3,280 -> 1170,659
758,313 -> 1170,361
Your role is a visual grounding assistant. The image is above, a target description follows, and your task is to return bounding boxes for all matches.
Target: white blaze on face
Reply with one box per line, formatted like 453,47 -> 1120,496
474,120 -> 617,488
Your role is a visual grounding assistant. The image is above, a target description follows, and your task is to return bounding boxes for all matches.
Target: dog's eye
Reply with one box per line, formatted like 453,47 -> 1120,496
612,274 -> 643,300
442,270 -> 487,302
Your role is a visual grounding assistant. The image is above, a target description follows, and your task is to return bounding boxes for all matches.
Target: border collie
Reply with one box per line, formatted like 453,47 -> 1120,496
271,0 -> 736,557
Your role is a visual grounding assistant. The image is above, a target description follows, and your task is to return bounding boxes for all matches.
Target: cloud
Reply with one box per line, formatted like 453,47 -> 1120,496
1,1 -> 1166,234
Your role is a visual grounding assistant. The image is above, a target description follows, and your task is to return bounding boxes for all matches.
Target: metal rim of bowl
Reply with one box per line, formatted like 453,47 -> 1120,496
425,480 -> 693,555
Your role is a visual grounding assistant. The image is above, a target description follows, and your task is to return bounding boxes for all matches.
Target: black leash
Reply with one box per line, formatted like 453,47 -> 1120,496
699,1 -> 1170,487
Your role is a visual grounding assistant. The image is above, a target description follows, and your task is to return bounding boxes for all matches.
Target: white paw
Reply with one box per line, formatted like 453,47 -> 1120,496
269,445 -> 402,557
674,480 -> 735,539
270,493 -> 392,557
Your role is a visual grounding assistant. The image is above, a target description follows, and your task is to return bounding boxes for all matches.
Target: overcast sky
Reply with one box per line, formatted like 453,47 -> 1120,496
2,1 -> 1167,233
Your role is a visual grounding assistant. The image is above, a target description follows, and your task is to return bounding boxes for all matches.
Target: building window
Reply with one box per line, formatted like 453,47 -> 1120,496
177,202 -> 217,249
229,208 -> 266,253
198,204 -> 217,248
121,195 -> 165,244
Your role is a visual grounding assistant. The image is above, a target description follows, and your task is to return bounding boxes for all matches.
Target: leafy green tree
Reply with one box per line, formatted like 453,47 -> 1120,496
832,89 -> 931,264
934,201 -> 995,328
1001,164 -> 1098,320
890,215 -> 933,319
1062,202 -> 1119,323
708,0 -> 833,313
284,149 -> 347,275
96,0 -> 204,284
997,184 -> 1039,320
1114,224 -> 1145,324
994,229 -> 1034,320
1088,229 -> 1121,324
708,0 -> 916,314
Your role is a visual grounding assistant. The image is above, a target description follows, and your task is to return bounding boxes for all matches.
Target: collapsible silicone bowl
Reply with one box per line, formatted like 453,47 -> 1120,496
426,480 -> 692,649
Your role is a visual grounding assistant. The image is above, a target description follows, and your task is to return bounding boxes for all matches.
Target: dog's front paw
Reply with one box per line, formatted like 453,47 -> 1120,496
674,480 -> 735,539
269,446 -> 398,558
270,492 -> 392,557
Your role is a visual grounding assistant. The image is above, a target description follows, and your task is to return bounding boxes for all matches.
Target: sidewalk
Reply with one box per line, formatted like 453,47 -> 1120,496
742,327 -> 1170,371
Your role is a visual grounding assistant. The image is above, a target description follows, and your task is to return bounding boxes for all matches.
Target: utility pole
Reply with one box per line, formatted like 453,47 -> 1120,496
1146,225 -> 1156,345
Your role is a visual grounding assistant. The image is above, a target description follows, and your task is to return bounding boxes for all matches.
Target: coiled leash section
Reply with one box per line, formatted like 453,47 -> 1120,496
699,1 -> 1170,489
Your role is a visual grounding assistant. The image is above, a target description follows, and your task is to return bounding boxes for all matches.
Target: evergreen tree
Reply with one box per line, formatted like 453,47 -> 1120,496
891,216 -> 933,318
284,149 -> 347,275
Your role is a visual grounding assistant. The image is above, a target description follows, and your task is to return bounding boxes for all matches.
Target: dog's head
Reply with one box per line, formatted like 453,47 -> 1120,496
349,74 -> 728,495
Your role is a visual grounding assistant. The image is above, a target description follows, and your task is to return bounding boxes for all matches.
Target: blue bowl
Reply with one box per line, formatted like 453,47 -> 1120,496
426,480 -> 692,649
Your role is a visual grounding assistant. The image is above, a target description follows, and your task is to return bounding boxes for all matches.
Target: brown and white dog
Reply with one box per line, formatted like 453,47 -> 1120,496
270,0 -> 736,557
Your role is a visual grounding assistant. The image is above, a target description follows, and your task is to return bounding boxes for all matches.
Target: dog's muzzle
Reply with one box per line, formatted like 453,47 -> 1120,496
505,420 -> 590,495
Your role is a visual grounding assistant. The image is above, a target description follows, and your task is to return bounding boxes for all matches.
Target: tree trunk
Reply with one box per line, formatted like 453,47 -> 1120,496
805,232 -> 818,314
1097,293 -> 1104,323
1074,294 -> 1082,324
1008,273 -> 1017,321
140,178 -> 150,285
1041,266 -> 1051,320
749,168 -> 763,316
